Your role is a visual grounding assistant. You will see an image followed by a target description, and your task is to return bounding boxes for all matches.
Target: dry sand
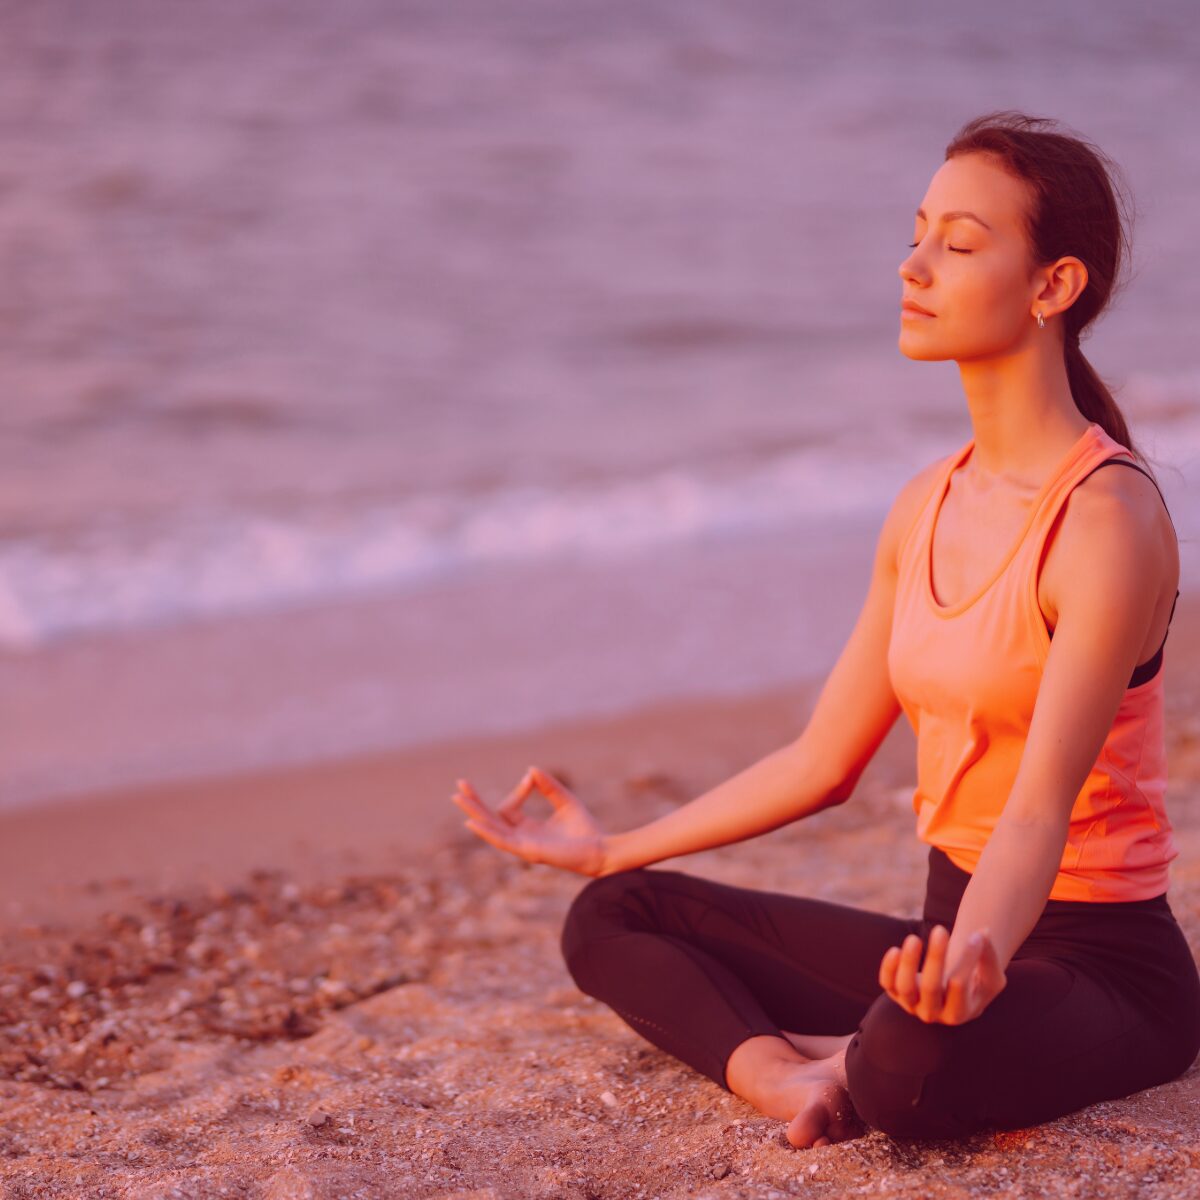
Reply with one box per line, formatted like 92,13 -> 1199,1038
3,599 -> 1200,1198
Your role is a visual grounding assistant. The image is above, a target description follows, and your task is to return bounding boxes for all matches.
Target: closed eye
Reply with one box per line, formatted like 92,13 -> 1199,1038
907,242 -> 972,253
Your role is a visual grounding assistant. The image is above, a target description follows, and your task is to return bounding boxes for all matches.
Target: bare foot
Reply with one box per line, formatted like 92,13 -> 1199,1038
724,1035 -> 865,1149
784,1068 -> 861,1148
789,1050 -> 863,1149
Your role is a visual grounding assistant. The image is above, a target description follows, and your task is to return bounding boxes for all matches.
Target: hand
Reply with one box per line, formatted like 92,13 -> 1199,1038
451,766 -> 608,877
878,924 -> 1007,1025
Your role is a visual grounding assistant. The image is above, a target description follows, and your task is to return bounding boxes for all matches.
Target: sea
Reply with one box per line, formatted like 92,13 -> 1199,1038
2,0 -> 1198,811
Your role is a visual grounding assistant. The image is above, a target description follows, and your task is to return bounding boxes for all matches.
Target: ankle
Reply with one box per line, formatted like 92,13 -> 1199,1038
724,1034 -> 807,1098
827,1045 -> 849,1090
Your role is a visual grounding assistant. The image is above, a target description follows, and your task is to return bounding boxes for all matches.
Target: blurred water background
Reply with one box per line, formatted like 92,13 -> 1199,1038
2,0 -> 1199,810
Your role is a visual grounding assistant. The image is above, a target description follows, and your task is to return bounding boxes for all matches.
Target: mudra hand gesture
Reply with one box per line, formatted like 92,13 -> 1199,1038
451,766 -> 607,878
879,924 -> 1007,1024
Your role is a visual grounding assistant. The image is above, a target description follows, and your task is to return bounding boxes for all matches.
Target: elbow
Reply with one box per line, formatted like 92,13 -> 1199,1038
826,785 -> 852,809
781,736 -> 856,811
821,769 -> 856,808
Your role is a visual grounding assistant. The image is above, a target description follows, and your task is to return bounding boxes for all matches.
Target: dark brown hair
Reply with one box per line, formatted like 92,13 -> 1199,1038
943,110 -> 1158,480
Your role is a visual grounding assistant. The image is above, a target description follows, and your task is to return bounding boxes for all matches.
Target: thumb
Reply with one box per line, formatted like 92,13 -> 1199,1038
951,931 -> 986,982
497,769 -> 535,823
975,929 -> 1006,982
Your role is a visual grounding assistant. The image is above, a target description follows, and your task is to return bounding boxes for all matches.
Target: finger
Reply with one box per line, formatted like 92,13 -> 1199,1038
942,934 -> 987,1018
462,816 -> 526,860
496,770 -> 536,823
459,776 -> 518,825
975,930 -> 1007,989
939,974 -> 969,1025
452,780 -> 494,823
454,784 -> 525,844
917,925 -> 950,1018
878,945 -> 901,993
893,934 -> 924,1006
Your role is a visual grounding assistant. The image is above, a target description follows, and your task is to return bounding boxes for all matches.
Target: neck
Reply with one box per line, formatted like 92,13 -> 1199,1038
956,344 -> 1090,491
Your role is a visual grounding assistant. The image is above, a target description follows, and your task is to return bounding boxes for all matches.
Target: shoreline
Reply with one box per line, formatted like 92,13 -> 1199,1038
0,672 -> 848,929
4,589 -> 1200,932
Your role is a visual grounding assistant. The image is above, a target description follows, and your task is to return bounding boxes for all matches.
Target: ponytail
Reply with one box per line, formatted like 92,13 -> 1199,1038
1063,337 -> 1137,463
945,111 -> 1162,484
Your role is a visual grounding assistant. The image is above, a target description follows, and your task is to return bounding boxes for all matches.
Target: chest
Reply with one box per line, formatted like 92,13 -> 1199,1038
928,475 -> 1048,612
893,477 -> 1054,721
929,470 -> 1165,654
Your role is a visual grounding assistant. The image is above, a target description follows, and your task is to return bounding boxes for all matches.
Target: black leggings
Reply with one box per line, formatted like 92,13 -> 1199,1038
559,846 -> 1200,1139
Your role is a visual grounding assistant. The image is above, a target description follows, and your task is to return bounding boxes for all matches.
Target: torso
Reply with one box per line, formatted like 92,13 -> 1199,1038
888,426 -> 1181,902
925,443 -> 1179,668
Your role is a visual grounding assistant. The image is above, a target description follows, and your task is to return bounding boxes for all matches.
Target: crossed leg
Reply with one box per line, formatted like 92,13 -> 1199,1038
560,866 -> 1199,1145
559,867 -> 924,1145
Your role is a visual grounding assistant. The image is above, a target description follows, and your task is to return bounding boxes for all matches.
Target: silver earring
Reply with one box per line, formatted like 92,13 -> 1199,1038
1037,311 -> 1045,330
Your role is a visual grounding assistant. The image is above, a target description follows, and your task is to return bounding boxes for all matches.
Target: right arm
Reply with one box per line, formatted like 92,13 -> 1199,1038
452,461 -> 940,878
596,461 -> 939,878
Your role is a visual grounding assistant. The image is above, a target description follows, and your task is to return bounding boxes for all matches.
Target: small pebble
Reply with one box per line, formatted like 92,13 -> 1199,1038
305,1109 -> 330,1127
600,1091 -> 618,1107
711,1163 -> 730,1179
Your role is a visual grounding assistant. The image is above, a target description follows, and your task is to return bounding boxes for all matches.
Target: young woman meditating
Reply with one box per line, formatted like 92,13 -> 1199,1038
450,110 -> 1200,1149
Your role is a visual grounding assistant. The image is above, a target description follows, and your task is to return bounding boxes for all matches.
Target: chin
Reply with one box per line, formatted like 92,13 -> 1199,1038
897,331 -> 954,362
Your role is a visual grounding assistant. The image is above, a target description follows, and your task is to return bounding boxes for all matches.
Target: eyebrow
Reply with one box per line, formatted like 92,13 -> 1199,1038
915,208 -> 992,231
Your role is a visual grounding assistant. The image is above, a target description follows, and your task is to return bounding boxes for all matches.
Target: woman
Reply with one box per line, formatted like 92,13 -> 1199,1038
450,111 -> 1200,1149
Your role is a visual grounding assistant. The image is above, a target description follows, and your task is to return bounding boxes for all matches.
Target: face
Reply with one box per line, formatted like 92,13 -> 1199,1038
898,152 -> 1042,362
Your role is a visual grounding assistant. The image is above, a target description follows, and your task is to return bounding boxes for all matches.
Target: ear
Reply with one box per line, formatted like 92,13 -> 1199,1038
1033,254 -> 1088,319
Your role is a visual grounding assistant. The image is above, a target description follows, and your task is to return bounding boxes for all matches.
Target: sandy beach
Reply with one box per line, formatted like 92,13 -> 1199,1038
4,3 -> 1200,1196
0,596 -> 1197,1198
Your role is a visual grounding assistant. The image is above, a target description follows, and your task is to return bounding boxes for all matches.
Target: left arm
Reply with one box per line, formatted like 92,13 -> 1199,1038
882,465 -> 1174,1021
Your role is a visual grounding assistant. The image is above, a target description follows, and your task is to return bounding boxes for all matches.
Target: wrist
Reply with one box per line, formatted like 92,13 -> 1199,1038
594,832 -> 621,877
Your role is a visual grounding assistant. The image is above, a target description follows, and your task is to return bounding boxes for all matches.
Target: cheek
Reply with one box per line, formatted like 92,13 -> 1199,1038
950,266 -> 1026,327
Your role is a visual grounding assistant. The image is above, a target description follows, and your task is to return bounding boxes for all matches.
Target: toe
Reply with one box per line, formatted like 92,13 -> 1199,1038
785,1103 -> 825,1149
786,1081 -> 863,1149
786,1092 -> 840,1149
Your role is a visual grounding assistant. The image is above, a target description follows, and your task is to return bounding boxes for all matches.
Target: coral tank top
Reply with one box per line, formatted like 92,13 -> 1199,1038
888,421 -> 1179,902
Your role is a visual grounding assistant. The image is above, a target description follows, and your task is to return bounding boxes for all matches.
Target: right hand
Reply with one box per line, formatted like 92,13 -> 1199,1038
451,766 -> 608,877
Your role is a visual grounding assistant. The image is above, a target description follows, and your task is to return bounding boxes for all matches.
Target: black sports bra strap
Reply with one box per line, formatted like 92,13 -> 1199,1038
1081,455 -> 1179,539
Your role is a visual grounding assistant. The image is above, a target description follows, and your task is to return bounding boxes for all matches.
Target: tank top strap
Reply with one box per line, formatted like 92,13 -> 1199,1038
896,444 -> 970,574
1017,425 -> 1113,578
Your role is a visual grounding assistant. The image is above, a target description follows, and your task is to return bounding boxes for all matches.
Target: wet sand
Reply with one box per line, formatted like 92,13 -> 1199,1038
1,599 -> 1200,1197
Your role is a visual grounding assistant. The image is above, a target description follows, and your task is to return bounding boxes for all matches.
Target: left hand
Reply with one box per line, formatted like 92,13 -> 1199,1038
879,924 -> 1007,1025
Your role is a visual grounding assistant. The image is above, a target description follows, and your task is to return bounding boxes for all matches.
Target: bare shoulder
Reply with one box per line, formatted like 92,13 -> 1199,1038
1061,458 -> 1176,568
1045,456 -> 1179,622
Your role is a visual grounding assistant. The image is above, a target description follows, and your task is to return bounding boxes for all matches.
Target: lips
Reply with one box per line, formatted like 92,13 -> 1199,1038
901,299 -> 935,316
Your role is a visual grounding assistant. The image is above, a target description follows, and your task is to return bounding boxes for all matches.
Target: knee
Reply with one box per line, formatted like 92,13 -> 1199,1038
559,868 -> 654,986
846,995 -> 977,1141
1166,1012 -> 1200,1084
